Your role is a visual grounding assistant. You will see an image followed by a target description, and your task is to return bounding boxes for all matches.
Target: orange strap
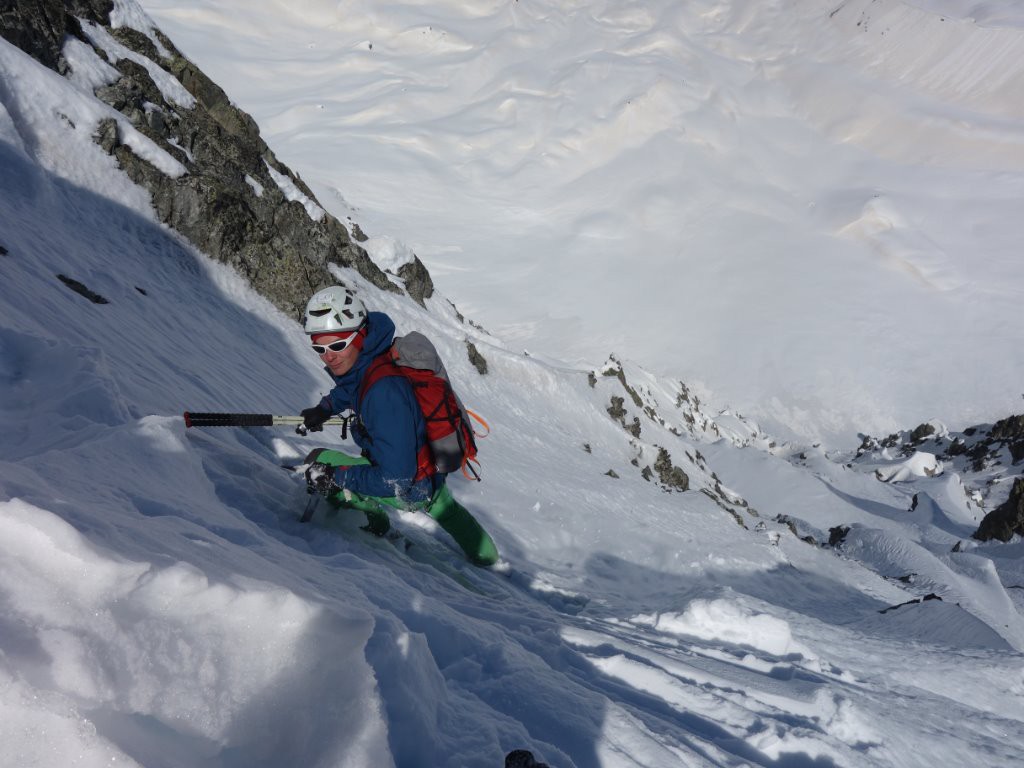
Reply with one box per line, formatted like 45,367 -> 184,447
461,456 -> 482,482
467,409 -> 490,438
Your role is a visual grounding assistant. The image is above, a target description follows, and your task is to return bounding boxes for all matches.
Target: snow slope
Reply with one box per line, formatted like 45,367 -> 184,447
139,0 -> 1024,445
2,4 -> 1024,767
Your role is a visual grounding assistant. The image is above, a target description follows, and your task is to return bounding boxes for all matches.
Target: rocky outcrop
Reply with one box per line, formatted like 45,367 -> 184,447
855,414 -> 1024,508
653,447 -> 689,492
466,340 -> 488,375
396,257 -> 434,307
973,478 -> 1024,542
2,0 -> 403,320
0,0 -> 111,72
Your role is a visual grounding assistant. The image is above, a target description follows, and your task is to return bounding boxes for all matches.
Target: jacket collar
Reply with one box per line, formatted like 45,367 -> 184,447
324,311 -> 396,406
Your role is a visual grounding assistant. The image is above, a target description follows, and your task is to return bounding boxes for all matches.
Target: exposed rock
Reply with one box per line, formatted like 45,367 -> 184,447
396,256 -> 434,307
878,593 -> 942,614
57,274 -> 109,304
602,357 -> 643,407
94,117 -> 118,153
700,487 -> 748,528
0,0 -> 112,73
0,244 -> 8,256
973,477 -> 1024,542
349,222 -> 368,242
990,415 -> 1024,442
604,469 -> 619,478
4,0 -> 403,321
653,447 -> 689,492
505,750 -> 550,768
828,525 -> 850,548
910,422 -> 936,442
990,414 -> 1024,465
582,443 -> 591,454
944,438 -> 967,458
466,340 -> 488,375
606,395 -> 640,436
774,514 -> 799,538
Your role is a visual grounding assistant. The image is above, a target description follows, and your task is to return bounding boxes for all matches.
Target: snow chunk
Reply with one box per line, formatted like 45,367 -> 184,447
874,451 -> 943,482
245,173 -> 265,197
362,234 -> 417,272
78,19 -> 195,109
633,598 -> 815,658
265,161 -> 325,221
119,122 -> 188,178
110,0 -> 173,59
0,499 -> 387,760
62,36 -> 121,94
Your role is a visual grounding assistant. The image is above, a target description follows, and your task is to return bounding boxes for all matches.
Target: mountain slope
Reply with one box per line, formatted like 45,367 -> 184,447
140,0 -> 1024,444
1,4 -> 1023,767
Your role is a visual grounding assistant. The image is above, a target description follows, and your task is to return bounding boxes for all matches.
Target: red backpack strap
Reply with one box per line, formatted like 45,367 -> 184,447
358,349 -> 436,483
358,350 -> 402,409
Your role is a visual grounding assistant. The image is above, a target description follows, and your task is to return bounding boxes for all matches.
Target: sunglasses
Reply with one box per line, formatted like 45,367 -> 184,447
311,334 -> 359,354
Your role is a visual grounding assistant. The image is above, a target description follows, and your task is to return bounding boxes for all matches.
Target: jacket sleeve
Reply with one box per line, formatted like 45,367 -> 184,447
338,376 -> 422,498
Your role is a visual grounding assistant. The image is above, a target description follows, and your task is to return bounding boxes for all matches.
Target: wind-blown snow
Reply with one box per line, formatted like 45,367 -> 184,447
140,0 -> 1024,445
2,2 -> 1024,767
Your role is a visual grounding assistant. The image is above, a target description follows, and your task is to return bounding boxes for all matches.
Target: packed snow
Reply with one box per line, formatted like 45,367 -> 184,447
2,2 -> 1024,767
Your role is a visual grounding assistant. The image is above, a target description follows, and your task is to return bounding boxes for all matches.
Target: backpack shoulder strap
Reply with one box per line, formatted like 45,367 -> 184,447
358,348 -> 403,410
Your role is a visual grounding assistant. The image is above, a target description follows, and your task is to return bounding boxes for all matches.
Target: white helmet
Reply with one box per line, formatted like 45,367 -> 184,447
303,286 -> 368,334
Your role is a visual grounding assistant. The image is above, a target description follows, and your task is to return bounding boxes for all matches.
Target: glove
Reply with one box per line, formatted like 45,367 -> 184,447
305,462 -> 342,497
300,405 -> 331,433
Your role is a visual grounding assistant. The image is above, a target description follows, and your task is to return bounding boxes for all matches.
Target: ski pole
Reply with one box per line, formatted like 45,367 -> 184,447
183,411 -> 347,435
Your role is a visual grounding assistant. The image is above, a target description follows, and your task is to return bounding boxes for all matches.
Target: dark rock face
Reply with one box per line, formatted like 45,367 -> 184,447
505,750 -> 550,768
654,447 -> 689,492
396,257 -> 434,307
828,525 -> 850,547
0,0 -> 112,72
3,0 -> 405,320
990,415 -> 1024,442
910,422 -> 936,442
973,478 -> 1024,542
466,340 -> 488,375
57,274 -> 109,304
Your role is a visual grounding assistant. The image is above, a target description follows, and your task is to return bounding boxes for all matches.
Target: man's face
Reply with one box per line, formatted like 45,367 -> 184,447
313,333 -> 361,376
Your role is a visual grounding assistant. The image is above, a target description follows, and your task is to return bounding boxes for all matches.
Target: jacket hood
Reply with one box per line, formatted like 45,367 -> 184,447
324,311 -> 395,407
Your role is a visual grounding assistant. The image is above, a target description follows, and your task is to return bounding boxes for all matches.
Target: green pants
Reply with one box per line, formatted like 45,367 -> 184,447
312,449 -> 499,567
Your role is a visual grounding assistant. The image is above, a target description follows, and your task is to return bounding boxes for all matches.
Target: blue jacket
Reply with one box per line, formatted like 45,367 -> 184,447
317,312 -> 436,502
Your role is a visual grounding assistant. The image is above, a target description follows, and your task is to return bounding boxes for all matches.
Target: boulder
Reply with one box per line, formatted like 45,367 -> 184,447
973,478 -> 1024,542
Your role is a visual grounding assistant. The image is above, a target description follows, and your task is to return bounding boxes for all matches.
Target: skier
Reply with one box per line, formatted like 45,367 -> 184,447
299,286 -> 499,566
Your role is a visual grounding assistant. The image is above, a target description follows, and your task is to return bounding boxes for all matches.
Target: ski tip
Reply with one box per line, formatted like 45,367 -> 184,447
183,411 -> 192,428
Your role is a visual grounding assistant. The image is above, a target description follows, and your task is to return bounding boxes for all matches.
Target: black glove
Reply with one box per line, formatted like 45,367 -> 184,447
300,405 -> 331,433
305,462 -> 341,497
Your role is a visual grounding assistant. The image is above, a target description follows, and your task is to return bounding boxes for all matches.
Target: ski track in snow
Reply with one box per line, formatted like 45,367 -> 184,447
1,2 -> 1024,767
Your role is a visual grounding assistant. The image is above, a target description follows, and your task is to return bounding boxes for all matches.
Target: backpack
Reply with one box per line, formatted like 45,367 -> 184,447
358,332 -> 485,481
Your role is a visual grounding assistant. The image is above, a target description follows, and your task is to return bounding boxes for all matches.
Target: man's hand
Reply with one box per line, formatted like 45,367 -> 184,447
300,405 -> 331,433
305,462 -> 341,497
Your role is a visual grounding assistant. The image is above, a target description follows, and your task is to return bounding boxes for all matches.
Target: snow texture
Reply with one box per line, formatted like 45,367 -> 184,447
1,2 -> 1023,767
141,0 -> 1024,446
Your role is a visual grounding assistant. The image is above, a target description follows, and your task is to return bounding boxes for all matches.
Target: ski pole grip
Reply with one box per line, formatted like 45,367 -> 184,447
183,412 -> 275,428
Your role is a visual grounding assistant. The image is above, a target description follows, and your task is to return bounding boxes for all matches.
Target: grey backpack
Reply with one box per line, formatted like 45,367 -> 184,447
359,332 -> 482,479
